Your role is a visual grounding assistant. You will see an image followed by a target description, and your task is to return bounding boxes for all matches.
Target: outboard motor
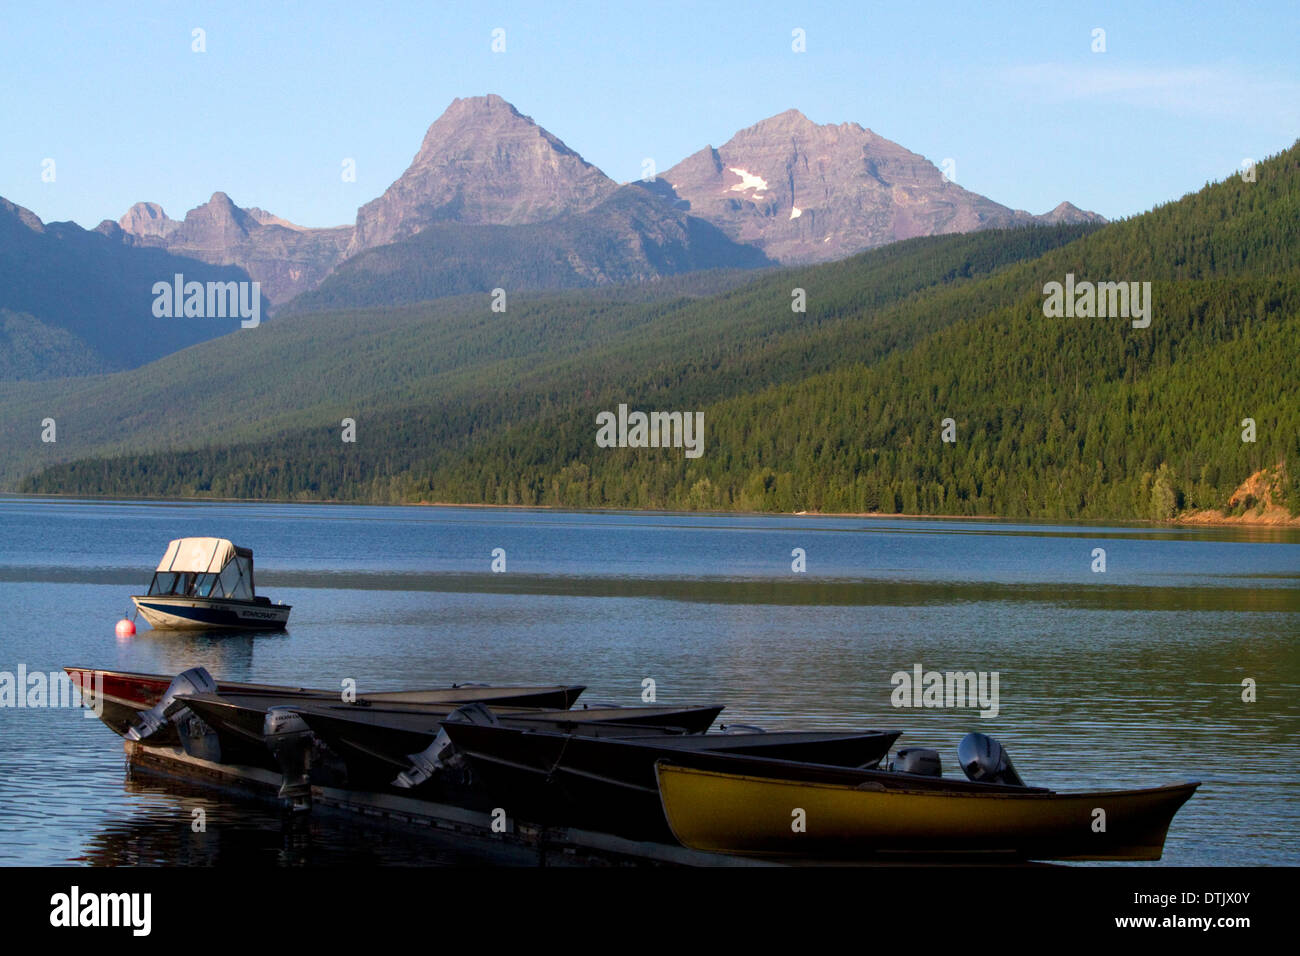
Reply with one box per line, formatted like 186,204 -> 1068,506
394,702 -> 499,790
264,707 -> 315,811
958,732 -> 1026,787
176,711 -> 222,762
718,724 -> 766,735
126,667 -> 218,741
888,747 -> 942,776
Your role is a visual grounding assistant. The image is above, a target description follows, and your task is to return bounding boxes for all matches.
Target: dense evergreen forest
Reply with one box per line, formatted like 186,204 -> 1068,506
15,142 -> 1300,521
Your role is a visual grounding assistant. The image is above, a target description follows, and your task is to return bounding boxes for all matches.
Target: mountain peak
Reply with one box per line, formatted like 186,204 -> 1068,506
0,196 -> 47,234
743,108 -> 870,138
1037,200 -> 1106,224
426,94 -> 525,142
763,107 -> 811,122
245,207 -> 305,231
754,107 -> 816,128
179,192 -> 256,237
664,110 -> 1100,263
112,191 -> 351,305
410,94 -> 563,167
348,94 -> 617,254
119,201 -> 178,238
446,92 -> 517,114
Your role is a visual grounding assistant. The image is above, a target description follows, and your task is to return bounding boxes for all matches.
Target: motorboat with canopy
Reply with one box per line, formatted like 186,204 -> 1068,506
131,537 -> 291,630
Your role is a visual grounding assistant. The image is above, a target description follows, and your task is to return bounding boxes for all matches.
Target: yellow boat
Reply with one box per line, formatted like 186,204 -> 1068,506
655,758 -> 1200,862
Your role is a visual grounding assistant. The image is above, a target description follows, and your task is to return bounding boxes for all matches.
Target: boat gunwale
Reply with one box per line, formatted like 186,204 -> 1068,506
130,594 -> 294,611
507,726 -> 901,747
654,759 -> 1202,801
279,699 -> 723,722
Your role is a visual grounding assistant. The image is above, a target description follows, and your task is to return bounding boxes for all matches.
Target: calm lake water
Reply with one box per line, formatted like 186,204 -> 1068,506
0,496 -> 1296,866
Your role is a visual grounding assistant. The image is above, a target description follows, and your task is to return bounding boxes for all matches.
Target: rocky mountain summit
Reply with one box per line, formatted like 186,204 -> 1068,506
346,94 -> 618,256
662,109 -> 1103,263
114,192 -> 351,304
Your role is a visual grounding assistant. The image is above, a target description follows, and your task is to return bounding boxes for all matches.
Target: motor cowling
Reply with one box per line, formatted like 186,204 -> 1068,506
127,667 -> 218,741
176,711 -> 222,762
718,724 -> 766,735
393,702 -> 500,789
264,707 -> 315,810
958,732 -> 1026,787
888,747 -> 942,776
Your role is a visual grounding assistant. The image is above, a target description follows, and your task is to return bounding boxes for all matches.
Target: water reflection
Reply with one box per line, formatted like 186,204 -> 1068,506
74,772 -> 531,866
119,629 -> 282,678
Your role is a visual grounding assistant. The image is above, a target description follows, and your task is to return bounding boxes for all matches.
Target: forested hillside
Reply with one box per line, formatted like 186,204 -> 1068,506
3,224 -> 1089,487
14,142 -> 1300,521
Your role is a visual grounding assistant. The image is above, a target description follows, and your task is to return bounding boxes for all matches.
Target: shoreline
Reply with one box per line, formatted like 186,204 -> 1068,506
1174,507 -> 1300,528
5,491 -> 1298,527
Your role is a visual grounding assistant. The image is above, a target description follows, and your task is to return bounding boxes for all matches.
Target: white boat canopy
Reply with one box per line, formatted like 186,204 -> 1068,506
155,537 -> 238,574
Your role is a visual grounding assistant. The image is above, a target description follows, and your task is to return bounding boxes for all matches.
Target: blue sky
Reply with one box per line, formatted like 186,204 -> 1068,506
3,0 -> 1297,229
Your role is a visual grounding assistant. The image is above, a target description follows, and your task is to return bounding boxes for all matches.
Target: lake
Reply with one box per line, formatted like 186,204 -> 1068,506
0,496 -> 1296,865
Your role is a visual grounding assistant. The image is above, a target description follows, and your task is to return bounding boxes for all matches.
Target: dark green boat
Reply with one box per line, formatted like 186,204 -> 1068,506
441,720 -> 901,842
170,691 -> 724,775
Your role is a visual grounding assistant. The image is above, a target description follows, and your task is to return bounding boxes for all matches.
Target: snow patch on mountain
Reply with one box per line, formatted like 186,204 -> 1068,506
728,168 -> 769,195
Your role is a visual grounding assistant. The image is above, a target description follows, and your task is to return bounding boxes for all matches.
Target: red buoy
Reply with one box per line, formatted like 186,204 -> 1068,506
115,618 -> 136,637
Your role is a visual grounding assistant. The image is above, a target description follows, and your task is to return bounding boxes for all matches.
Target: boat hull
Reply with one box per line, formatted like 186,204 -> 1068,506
299,710 -> 750,796
132,595 -> 291,630
64,667 -> 585,745
66,667 -> 583,710
176,693 -> 723,776
444,722 -> 902,842
656,761 -> 1200,862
